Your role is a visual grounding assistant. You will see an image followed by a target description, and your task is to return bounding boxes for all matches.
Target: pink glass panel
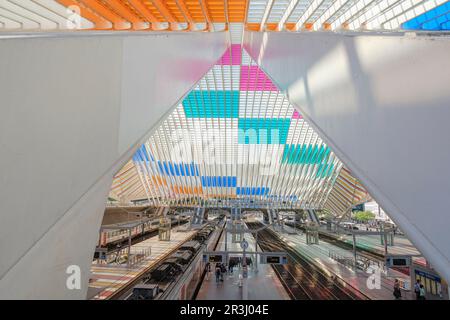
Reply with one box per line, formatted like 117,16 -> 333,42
292,110 -> 303,119
218,44 -> 242,65
240,65 -> 278,91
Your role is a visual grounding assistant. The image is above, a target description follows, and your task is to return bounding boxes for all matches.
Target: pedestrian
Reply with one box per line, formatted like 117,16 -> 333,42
414,279 -> 421,300
238,273 -> 243,288
207,262 -> 212,279
393,279 -> 402,299
215,265 -> 221,283
419,284 -> 426,300
220,264 -> 226,281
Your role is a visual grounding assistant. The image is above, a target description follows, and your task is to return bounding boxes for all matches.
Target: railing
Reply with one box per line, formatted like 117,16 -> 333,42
329,250 -> 355,270
94,247 -> 152,268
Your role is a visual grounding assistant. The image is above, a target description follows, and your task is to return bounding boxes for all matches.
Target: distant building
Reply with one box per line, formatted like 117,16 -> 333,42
365,201 -> 393,223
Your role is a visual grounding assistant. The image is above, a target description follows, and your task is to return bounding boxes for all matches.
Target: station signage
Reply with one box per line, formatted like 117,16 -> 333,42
385,255 -> 412,268
259,253 -> 288,265
203,252 -> 228,264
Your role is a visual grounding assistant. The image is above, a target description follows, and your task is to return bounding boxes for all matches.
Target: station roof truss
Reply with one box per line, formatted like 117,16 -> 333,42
0,0 -> 449,32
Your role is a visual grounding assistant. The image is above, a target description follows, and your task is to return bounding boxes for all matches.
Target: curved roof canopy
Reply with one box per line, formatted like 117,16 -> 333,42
0,0 -> 448,31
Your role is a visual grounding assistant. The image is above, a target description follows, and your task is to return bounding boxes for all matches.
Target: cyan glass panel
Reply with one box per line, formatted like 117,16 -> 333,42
282,145 -> 330,164
238,118 -> 291,144
316,163 -> 334,178
183,90 -> 239,118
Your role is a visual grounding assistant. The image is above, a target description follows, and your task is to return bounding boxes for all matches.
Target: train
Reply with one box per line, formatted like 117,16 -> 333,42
126,220 -> 222,300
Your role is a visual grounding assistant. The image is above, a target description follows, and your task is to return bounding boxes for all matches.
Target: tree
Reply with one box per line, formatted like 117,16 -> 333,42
353,210 -> 375,223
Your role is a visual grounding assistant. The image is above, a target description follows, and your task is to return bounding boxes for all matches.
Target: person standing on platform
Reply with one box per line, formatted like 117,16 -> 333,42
220,264 -> 226,281
419,284 -> 426,300
215,265 -> 221,283
205,262 -> 211,280
393,279 -> 402,299
414,279 -> 421,300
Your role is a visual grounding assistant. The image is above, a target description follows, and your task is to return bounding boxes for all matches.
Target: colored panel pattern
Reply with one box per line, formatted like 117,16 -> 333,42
240,66 -> 278,91
110,46 -> 347,208
201,176 -> 237,187
282,144 -> 330,165
236,187 -> 269,195
219,44 -> 242,65
238,118 -> 291,144
402,2 -> 450,30
324,167 -> 370,216
183,90 -> 239,118
2,0 -> 448,31
156,162 -> 199,176
292,110 -> 303,119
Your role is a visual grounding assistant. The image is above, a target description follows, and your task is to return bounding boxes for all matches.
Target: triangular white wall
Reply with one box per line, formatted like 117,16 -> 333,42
244,31 -> 450,284
0,32 -> 227,299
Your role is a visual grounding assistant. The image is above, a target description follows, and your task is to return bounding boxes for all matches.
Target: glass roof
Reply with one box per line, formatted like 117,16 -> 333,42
0,0 -> 448,31
110,45 -> 348,208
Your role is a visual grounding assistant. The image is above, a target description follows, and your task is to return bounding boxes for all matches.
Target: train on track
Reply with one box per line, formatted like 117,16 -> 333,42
125,218 -> 223,300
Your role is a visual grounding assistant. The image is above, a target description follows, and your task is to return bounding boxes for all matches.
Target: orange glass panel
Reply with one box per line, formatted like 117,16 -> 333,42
151,176 -> 167,186
59,0 -> 250,29
57,0 -> 111,29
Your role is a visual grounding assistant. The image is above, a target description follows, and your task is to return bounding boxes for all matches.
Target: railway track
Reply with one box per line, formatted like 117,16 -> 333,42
285,222 -> 387,262
247,222 -> 370,300
317,230 -> 384,260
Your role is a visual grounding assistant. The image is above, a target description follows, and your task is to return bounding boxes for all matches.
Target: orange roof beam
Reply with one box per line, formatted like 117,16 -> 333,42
259,0 -> 274,31
57,0 -> 112,29
277,0 -> 298,31
79,0 -> 130,29
199,0 -> 213,31
175,0 -> 196,30
106,0 -> 148,30
151,0 -> 181,30
128,0 -> 159,29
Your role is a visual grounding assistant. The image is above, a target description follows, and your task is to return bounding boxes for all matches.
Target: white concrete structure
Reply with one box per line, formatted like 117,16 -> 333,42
244,31 -> 450,284
0,32 -> 227,299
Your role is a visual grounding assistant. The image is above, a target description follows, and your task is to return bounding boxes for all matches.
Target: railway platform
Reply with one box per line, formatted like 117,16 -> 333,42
276,224 -> 414,300
196,227 -> 290,300
87,226 -> 196,300
317,226 -> 421,257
